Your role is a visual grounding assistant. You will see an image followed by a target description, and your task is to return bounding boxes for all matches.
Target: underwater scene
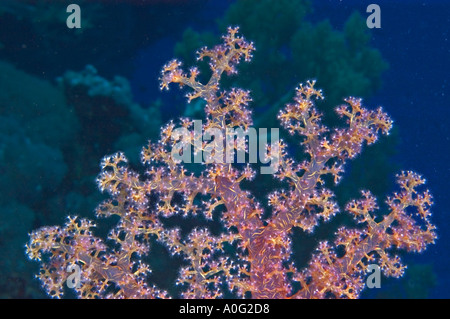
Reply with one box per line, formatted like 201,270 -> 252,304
0,0 -> 448,299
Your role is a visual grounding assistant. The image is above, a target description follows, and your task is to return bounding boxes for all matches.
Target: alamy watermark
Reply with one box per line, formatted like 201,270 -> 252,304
66,264 -> 81,289
168,120 -> 280,174
366,264 -> 381,288
65,263 -> 382,291
66,4 -> 81,29
366,4 -> 381,29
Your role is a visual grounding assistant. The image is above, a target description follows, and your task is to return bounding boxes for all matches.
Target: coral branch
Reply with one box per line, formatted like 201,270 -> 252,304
27,27 -> 435,299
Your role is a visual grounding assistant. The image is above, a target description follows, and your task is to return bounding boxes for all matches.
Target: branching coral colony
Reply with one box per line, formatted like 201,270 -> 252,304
27,27 -> 436,299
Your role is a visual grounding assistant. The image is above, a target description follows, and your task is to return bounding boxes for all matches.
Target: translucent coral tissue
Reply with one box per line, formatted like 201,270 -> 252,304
27,27 -> 436,299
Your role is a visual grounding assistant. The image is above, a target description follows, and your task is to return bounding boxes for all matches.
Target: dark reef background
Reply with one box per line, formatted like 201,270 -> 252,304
0,0 -> 448,298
